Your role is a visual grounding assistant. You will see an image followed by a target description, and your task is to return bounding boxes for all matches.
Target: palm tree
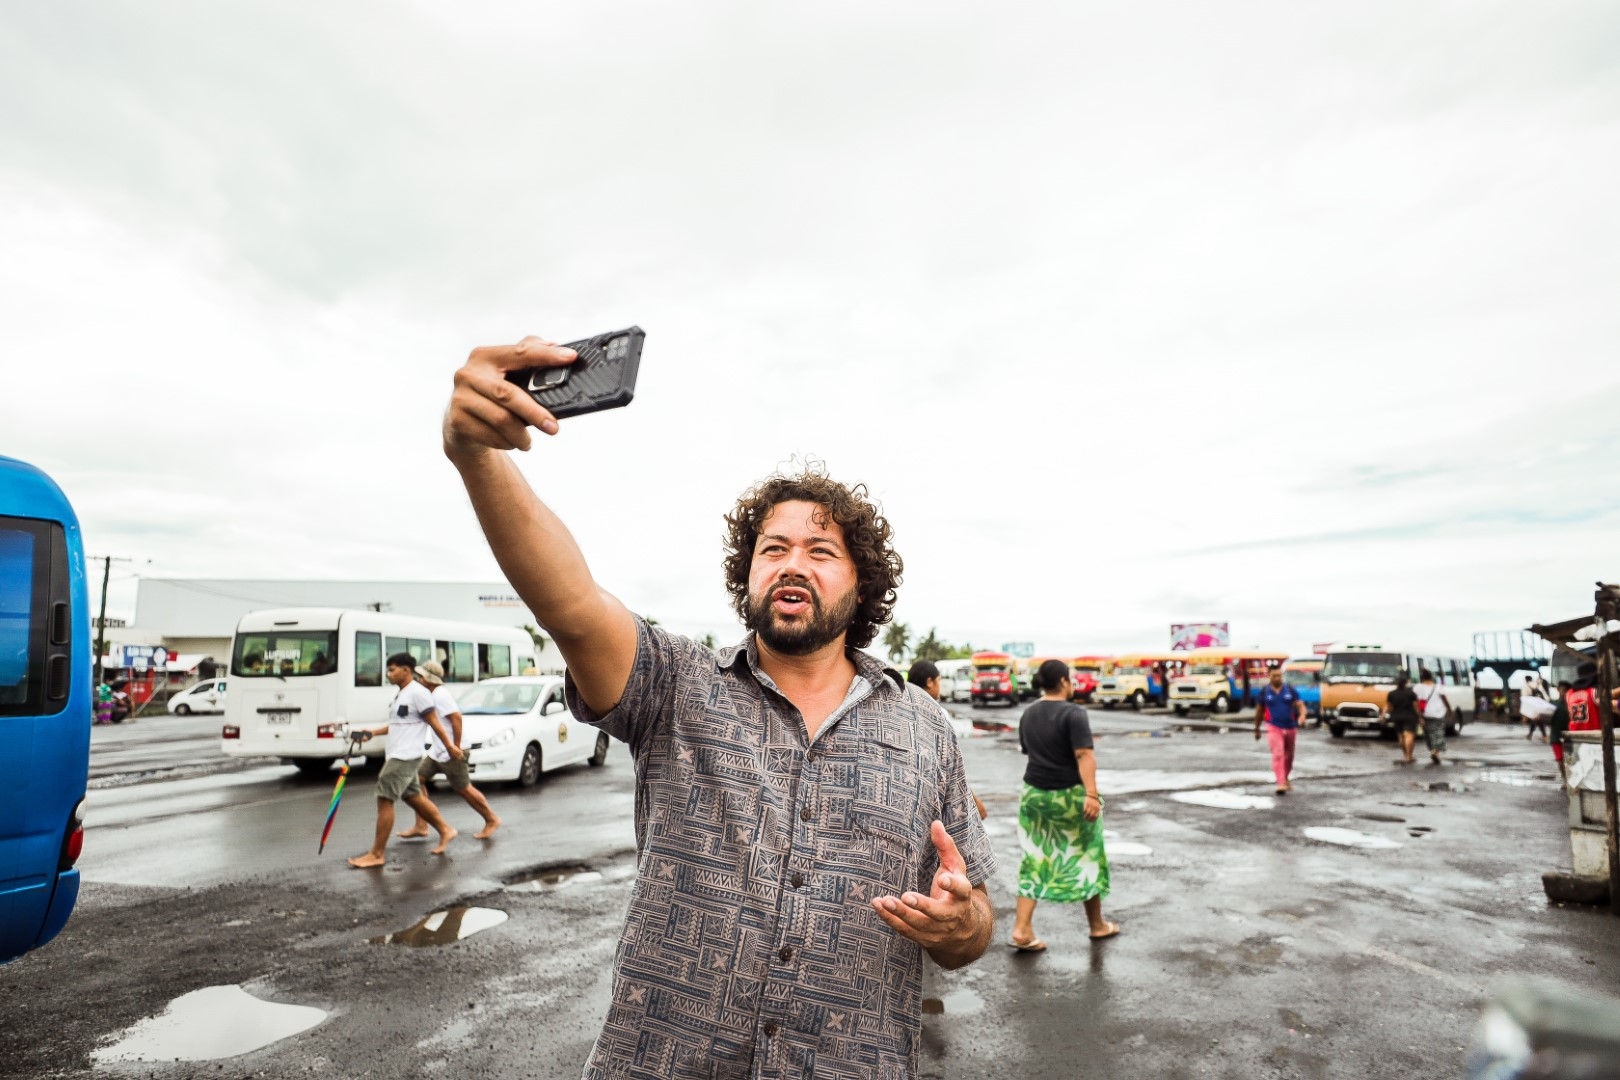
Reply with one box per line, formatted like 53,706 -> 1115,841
882,622 -> 912,664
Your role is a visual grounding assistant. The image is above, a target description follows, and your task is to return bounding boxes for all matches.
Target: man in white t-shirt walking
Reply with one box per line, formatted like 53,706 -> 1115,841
347,653 -> 462,868
399,660 -> 502,841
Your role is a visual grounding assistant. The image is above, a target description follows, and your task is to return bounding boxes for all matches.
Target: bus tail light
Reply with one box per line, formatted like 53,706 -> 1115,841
59,801 -> 84,871
317,724 -> 340,739
222,725 -> 240,739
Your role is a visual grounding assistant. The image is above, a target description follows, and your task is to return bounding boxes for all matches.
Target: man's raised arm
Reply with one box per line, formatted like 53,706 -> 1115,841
442,336 -> 639,715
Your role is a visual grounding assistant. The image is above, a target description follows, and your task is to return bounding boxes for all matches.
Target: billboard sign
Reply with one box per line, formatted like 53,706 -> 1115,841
119,644 -> 169,669
1170,623 -> 1230,651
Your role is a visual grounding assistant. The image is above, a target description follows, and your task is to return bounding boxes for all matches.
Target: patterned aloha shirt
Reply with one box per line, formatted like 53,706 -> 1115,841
565,617 -> 997,1080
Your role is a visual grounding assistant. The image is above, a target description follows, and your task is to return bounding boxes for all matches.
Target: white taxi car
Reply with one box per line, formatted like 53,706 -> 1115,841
453,675 -> 610,786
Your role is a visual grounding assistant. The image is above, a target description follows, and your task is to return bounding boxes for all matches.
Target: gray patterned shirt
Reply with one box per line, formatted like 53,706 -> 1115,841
566,618 -> 996,1080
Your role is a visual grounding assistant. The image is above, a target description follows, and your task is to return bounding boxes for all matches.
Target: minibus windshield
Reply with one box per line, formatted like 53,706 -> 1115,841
1322,653 -> 1402,683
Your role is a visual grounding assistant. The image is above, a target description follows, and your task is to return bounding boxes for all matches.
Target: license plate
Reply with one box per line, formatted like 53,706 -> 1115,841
264,711 -> 293,726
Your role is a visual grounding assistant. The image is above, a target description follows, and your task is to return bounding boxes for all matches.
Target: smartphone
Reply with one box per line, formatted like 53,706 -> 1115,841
506,327 -> 645,419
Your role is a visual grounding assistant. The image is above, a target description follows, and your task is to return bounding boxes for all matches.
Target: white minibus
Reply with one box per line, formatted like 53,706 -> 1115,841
220,608 -> 537,775
1319,643 -> 1476,738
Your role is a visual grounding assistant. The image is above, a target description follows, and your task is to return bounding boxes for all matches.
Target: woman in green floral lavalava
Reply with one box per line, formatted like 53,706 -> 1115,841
1011,659 -> 1119,952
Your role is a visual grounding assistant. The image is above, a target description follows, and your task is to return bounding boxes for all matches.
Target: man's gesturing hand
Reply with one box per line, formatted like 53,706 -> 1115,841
443,337 -> 578,460
870,820 -> 980,952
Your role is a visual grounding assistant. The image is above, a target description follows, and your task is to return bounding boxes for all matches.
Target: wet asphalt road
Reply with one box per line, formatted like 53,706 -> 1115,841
2,704 -> 1616,1079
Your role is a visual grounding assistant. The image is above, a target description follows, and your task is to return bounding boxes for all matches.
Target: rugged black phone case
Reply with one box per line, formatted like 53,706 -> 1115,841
508,327 -> 644,419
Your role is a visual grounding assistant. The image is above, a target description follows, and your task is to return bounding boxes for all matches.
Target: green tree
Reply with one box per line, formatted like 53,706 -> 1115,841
519,624 -> 549,652
913,627 -> 950,662
698,632 -> 717,650
882,621 -> 912,664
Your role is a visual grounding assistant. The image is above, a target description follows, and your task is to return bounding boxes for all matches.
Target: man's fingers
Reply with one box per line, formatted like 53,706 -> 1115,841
930,820 -> 966,875
453,364 -> 559,435
468,336 -> 576,375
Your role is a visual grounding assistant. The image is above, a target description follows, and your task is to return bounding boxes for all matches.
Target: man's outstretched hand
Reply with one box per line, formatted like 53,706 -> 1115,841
871,820 -> 988,965
443,337 -> 578,460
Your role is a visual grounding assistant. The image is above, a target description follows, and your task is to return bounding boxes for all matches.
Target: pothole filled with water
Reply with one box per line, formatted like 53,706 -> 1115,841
369,906 -> 507,946
1477,770 -> 1539,787
1303,827 -> 1402,850
504,865 -> 606,893
1170,790 -> 1275,810
92,985 -> 326,1063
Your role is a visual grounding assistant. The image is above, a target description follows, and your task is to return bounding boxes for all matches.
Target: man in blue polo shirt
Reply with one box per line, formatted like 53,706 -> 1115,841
1253,668 -> 1306,795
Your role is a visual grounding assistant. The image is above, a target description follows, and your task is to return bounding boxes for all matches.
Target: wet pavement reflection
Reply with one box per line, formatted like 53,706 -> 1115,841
91,984 -> 326,1063
368,906 -> 508,946
504,865 -> 605,892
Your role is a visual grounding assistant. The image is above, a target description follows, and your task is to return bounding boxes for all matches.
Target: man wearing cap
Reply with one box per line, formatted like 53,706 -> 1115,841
347,652 -> 461,868
400,660 -> 502,841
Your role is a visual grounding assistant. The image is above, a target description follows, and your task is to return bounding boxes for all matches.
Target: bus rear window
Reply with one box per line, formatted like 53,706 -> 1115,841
233,632 -> 338,677
0,522 -> 44,712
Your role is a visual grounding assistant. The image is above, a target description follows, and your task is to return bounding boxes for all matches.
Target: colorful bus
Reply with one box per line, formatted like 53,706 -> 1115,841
1167,649 -> 1290,714
1281,658 -> 1324,720
1319,643 -> 1476,738
969,650 -> 1029,708
1095,653 -> 1185,709
221,608 -> 536,775
0,457 -> 91,963
1069,655 -> 1113,702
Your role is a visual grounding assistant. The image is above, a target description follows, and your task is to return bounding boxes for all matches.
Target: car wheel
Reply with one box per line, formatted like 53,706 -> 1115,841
517,742 -> 543,787
1129,691 -> 1144,710
1212,693 -> 1229,714
1173,704 -> 1186,715
1329,723 -> 1346,739
174,703 -> 191,715
293,758 -> 334,779
588,731 -> 610,767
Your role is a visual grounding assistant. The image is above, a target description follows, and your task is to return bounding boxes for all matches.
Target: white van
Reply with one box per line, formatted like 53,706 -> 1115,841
221,608 -> 536,775
935,660 -> 975,703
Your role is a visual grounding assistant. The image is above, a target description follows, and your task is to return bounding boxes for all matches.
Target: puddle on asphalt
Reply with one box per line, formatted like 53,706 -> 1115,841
1303,827 -> 1402,850
1357,813 -> 1406,823
1170,789 -> 1275,810
91,985 -> 326,1063
920,988 -> 984,1016
504,865 -> 606,893
1477,770 -> 1539,787
369,906 -> 507,946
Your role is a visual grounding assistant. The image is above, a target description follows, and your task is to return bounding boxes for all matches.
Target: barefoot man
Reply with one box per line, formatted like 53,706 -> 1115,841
347,653 -> 460,867
398,659 -> 502,841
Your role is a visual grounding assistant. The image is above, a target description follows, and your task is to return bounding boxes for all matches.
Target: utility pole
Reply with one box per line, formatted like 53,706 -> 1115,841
90,555 -> 131,688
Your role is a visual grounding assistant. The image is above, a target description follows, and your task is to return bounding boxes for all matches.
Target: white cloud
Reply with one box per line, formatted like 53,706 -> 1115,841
3,1 -> 1616,655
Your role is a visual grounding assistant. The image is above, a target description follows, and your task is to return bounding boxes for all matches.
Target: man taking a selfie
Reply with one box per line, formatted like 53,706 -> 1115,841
442,335 -> 995,1079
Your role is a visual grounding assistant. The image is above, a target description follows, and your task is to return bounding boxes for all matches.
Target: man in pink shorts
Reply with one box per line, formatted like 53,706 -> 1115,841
1254,668 -> 1306,795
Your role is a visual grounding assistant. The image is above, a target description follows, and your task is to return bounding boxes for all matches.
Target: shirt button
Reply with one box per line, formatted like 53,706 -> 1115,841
791,872 -> 805,888
800,807 -> 812,822
763,1022 -> 779,1037
779,946 -> 794,962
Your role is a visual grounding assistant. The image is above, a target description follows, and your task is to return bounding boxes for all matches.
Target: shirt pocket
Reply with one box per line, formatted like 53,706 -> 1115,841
850,743 -> 925,870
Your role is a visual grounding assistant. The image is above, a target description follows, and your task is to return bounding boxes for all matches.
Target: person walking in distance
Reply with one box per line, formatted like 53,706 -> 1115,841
1415,667 -> 1451,765
347,653 -> 461,868
1010,659 -> 1117,952
442,334 -> 996,1079
1254,667 -> 1306,794
1549,680 -> 1574,782
909,659 -> 988,820
398,660 -> 502,842
1388,673 -> 1421,765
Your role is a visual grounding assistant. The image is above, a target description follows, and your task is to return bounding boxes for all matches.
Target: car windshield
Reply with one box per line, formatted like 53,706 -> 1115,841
1322,653 -> 1403,683
457,682 -> 543,714
231,632 -> 338,678
1283,670 -> 1318,687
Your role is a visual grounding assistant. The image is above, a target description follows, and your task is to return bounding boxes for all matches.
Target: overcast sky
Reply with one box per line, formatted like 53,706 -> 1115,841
4,1 -> 1616,658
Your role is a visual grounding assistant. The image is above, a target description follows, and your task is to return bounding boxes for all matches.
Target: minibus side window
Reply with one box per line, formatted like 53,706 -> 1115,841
355,632 -> 382,688
479,643 -> 512,679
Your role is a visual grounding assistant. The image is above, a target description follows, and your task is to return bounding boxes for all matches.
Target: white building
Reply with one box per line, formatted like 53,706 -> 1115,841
132,578 -> 557,671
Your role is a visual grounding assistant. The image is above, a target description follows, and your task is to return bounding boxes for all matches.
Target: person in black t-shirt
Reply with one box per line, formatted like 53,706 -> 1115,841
1010,659 -> 1118,953
1387,674 -> 1420,765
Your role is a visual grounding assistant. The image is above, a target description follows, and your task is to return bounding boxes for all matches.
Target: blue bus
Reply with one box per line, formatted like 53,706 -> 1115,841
0,456 -> 91,963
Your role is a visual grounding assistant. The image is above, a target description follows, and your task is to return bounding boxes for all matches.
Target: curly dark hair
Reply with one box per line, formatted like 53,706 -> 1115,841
722,466 -> 902,650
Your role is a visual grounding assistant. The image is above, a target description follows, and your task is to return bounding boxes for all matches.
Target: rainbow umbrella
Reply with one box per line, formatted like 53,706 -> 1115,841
318,734 -> 368,854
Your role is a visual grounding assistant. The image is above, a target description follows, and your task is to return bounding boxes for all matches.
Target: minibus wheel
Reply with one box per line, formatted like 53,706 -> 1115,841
1328,722 -> 1346,738
1129,691 -> 1145,710
1212,693 -> 1229,714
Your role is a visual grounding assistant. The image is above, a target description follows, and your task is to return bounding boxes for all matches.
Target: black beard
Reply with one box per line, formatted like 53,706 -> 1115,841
746,582 -> 859,656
